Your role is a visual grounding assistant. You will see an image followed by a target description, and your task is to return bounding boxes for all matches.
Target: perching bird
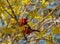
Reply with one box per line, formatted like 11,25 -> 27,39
20,18 -> 40,35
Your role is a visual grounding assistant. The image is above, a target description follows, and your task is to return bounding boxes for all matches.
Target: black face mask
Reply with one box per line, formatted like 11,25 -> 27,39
24,19 -> 28,25
27,24 -> 31,29
24,22 -> 27,25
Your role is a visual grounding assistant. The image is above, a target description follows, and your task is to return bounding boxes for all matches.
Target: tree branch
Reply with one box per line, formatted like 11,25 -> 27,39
6,0 -> 18,23
6,0 -> 27,41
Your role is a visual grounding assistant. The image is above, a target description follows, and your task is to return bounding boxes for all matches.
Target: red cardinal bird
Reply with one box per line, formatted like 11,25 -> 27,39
20,18 -> 40,35
22,27 -> 40,35
20,18 -> 28,27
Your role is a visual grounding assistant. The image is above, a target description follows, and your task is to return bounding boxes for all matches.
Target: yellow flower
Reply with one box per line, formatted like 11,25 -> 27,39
1,42 -> 6,44
40,0 -> 45,4
47,15 -> 53,19
8,41 -> 12,44
52,26 -> 60,34
10,18 -> 16,23
22,0 -> 30,5
46,40 -> 57,44
0,32 -> 2,38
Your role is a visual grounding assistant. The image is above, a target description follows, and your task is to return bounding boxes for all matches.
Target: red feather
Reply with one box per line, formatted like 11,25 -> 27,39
20,18 -> 28,26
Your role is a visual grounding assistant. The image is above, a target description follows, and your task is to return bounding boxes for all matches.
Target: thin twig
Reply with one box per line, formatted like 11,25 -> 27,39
6,0 -> 18,23
32,4 -> 60,29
